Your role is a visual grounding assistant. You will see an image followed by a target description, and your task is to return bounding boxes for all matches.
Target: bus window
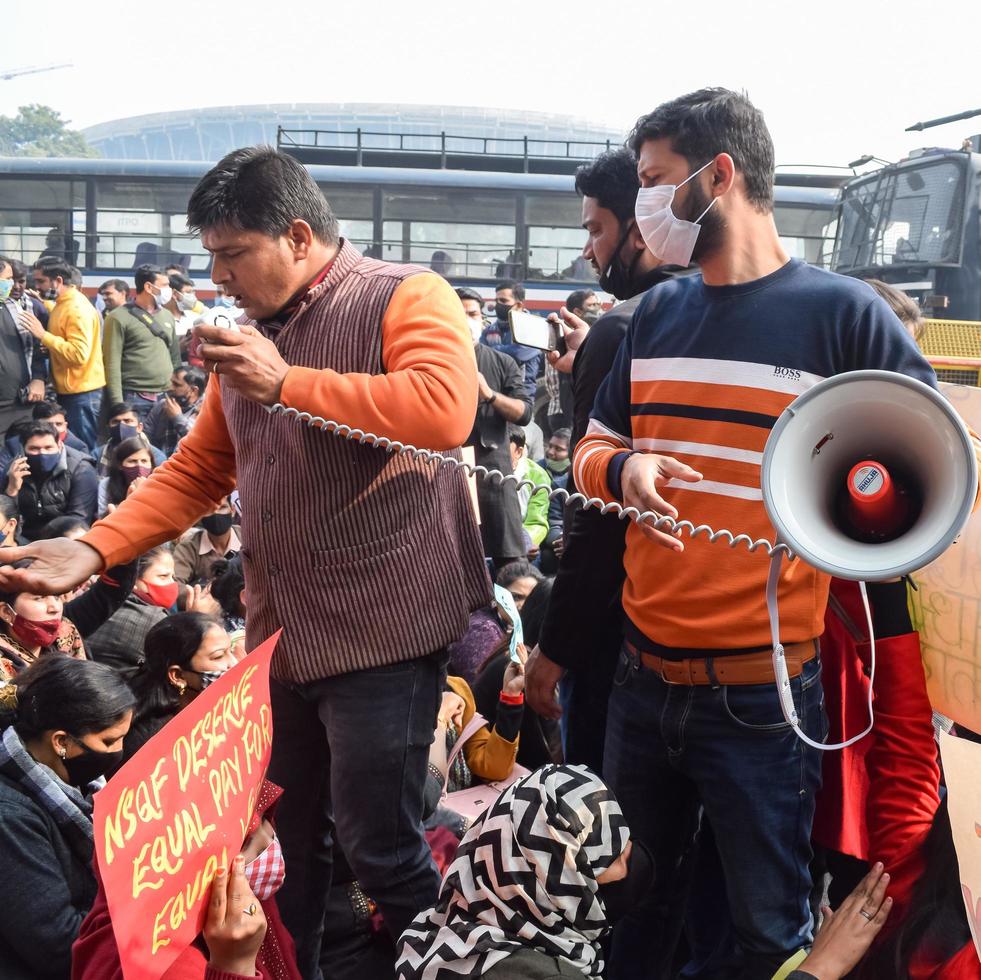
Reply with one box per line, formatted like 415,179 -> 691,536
381,189 -> 516,279
773,203 -> 837,267
317,185 -> 374,253
524,193 -> 594,282
0,178 -> 84,266
94,178 -> 197,272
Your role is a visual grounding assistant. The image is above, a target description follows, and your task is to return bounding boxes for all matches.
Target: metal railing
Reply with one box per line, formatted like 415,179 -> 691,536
277,126 -> 615,168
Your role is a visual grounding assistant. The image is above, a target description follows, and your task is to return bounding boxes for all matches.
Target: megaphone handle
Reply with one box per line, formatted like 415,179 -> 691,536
765,552 -> 877,752
766,553 -> 800,726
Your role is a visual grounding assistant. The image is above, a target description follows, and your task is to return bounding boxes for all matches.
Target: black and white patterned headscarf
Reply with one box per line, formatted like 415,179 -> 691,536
396,764 -> 629,979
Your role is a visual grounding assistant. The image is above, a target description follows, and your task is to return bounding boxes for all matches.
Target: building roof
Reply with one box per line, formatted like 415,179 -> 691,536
83,103 -> 626,162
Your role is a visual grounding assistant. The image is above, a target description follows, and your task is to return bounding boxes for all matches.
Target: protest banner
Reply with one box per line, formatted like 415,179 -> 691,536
939,730 -> 981,959
93,631 -> 280,980
910,383 -> 981,732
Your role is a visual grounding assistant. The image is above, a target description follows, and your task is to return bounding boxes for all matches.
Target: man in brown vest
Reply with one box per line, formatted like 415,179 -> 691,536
0,146 -> 491,977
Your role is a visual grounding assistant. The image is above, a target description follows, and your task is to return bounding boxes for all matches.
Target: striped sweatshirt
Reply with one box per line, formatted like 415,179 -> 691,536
573,259 -> 936,655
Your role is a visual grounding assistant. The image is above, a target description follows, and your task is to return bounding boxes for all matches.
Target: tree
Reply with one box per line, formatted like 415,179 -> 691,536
0,104 -> 99,158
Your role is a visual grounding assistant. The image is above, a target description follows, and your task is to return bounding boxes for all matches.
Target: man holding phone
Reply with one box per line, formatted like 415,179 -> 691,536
481,281 -> 543,404
144,365 -> 207,456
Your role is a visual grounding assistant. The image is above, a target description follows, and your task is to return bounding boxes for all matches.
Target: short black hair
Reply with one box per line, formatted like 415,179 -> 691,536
178,365 -> 207,396
496,280 -> 525,301
69,266 -> 82,287
20,421 -> 59,444
565,289 -> 595,311
31,401 -> 65,421
1,656 -> 135,741
10,259 -> 28,280
169,271 -> 193,291
574,147 -> 640,224
508,426 -> 526,448
33,256 -> 73,283
36,515 -> 90,540
164,263 -> 188,276
0,255 -> 13,276
628,87 -> 774,211
100,278 -> 129,294
0,495 -> 18,525
550,427 -> 572,445
107,401 -> 136,420
455,287 -> 483,305
135,264 -> 164,292
187,145 -> 339,243
496,559 -> 544,589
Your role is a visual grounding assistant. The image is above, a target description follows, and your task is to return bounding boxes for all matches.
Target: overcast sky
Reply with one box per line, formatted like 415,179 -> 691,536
3,0 -> 978,167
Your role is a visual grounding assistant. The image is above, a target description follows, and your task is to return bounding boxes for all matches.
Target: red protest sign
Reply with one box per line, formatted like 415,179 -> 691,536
93,631 -> 280,980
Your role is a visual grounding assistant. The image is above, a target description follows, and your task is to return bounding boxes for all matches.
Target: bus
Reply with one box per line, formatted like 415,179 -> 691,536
831,144 -> 981,321
0,156 -> 840,311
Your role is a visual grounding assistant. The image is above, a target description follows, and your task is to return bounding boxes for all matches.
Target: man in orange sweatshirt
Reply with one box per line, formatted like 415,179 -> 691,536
0,146 -> 490,978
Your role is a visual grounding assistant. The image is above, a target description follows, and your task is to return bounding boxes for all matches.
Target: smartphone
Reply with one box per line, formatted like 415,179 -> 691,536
508,308 -> 557,352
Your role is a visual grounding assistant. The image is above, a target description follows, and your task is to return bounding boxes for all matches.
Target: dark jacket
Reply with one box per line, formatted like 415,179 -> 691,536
145,394 -> 203,456
481,320 -> 543,404
15,445 -> 99,541
85,593 -> 167,676
466,343 -> 533,563
0,773 -> 96,979
538,272 -> 676,675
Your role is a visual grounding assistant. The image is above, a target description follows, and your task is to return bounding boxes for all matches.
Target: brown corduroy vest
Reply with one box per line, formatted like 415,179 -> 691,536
221,242 -> 491,683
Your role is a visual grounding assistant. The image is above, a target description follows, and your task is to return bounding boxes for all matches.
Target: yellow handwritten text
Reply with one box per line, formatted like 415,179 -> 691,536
131,803 -> 217,897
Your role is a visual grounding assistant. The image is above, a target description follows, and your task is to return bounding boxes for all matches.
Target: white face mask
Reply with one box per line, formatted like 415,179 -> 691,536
467,316 -> 484,344
180,291 -> 197,311
156,286 -> 173,308
635,159 -> 718,267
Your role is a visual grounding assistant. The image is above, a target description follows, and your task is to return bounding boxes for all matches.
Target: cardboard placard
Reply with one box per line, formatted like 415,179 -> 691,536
939,730 -> 981,960
910,384 -> 981,730
93,631 -> 279,980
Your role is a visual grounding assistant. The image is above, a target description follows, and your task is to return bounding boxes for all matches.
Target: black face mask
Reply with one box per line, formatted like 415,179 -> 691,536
597,839 -> 656,926
201,513 -> 234,536
598,222 -> 645,301
63,738 -> 123,788
109,422 -> 140,446
494,301 -> 512,322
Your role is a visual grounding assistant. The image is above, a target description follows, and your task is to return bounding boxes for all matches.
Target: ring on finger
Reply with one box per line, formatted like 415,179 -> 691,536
244,903 -> 257,916
211,361 -> 220,376
858,908 -> 875,921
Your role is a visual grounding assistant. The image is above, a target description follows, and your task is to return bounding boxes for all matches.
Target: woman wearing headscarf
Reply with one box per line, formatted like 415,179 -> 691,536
396,765 -> 653,979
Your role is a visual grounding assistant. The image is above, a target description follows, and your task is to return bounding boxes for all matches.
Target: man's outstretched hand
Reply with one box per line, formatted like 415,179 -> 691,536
0,539 -> 103,596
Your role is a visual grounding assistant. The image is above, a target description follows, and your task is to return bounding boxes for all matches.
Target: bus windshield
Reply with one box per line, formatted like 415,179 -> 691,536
833,157 -> 967,272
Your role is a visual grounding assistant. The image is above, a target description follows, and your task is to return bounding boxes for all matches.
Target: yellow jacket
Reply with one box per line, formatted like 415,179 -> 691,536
41,287 -> 105,395
447,675 -> 519,782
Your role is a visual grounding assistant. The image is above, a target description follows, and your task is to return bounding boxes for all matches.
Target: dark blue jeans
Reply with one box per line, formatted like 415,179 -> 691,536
123,390 -> 161,425
604,646 -> 827,980
59,388 -> 103,451
268,652 -> 446,980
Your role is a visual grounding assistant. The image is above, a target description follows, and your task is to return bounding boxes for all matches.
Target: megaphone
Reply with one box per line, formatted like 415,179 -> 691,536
761,370 -> 978,582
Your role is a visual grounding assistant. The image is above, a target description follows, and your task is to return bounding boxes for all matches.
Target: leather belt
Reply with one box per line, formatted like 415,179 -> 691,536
625,639 -> 817,686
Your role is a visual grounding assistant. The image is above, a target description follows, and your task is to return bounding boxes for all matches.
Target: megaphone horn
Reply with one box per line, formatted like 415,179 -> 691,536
761,370 -> 978,581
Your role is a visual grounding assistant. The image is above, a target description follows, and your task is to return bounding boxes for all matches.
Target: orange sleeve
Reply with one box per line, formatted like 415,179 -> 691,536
447,675 -> 518,783
572,421 -> 633,502
278,273 -> 477,450
80,378 -> 236,569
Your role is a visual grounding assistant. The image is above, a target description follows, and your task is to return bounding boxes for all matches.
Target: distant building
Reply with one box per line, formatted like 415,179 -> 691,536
83,103 -> 625,163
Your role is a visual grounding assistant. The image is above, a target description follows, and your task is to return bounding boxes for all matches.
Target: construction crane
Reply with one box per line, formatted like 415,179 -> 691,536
0,63 -> 72,82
